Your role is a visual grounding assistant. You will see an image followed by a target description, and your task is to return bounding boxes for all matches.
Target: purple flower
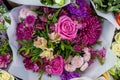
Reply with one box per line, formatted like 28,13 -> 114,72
60,70 -> 80,80
97,47 -> 106,57
79,17 -> 102,46
66,1 -> 92,18
0,53 -> 11,69
73,44 -> 82,53
0,0 -> 3,4
16,22 -> 34,40
25,15 -> 36,26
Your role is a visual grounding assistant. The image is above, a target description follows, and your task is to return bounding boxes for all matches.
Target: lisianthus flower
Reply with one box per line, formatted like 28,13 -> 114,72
35,22 -> 45,30
40,48 -> 54,61
79,17 -> 102,46
45,56 -> 65,75
48,32 -> 61,43
25,15 -> 36,26
34,37 -> 47,50
55,15 -> 78,40
60,70 -> 80,80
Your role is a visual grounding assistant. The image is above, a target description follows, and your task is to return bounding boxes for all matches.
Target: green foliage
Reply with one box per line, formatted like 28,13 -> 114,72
92,0 -> 120,12
0,6 -> 7,14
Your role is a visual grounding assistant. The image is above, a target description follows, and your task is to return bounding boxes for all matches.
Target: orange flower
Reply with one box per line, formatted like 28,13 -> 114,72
116,13 -> 120,26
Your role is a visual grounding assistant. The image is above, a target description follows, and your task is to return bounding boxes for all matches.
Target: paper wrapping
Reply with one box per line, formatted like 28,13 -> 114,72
7,6 -> 117,80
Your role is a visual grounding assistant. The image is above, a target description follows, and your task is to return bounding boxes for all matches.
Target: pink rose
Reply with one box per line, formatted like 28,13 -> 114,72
45,56 -> 65,75
80,62 -> 88,71
71,56 -> 84,68
19,8 -> 37,19
55,16 -> 78,40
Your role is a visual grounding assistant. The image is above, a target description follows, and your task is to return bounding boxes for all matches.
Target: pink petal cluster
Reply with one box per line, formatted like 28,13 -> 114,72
23,58 -> 40,72
45,56 -> 65,75
55,16 -> 78,40
25,15 -> 36,26
0,53 -> 11,69
16,23 -> 34,40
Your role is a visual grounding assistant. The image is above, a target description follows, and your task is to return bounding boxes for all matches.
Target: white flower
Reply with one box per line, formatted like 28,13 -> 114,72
0,70 -> 14,80
112,42 -> 120,57
34,37 -> 47,50
40,48 -> 54,61
80,62 -> 88,71
115,32 -> 120,43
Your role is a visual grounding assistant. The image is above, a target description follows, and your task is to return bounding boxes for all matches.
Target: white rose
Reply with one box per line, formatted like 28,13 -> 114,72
112,42 -> 120,57
0,70 -> 14,80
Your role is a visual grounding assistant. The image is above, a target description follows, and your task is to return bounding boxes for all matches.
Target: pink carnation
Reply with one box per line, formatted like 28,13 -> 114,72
45,56 -> 66,75
55,16 -> 78,40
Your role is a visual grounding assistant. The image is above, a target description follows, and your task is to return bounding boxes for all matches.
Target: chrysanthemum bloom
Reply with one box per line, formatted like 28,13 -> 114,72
79,17 -> 102,46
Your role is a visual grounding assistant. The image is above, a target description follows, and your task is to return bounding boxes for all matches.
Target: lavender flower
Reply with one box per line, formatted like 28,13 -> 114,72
0,53 -> 11,69
25,15 -> 36,26
60,70 -> 80,80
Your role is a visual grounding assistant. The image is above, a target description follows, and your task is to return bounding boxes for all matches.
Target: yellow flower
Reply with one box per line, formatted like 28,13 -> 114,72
40,48 -> 54,60
48,32 -> 61,43
115,32 -> 120,43
112,42 -> 120,57
34,37 -> 47,50
0,70 -> 14,80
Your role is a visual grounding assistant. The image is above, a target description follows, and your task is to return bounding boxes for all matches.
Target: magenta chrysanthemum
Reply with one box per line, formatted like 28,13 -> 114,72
80,17 -> 102,46
25,15 -> 36,26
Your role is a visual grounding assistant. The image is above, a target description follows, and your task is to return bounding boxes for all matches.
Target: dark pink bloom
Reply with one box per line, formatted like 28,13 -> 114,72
45,56 -> 66,75
25,15 -> 36,26
35,22 -> 45,30
39,16 -> 48,22
80,17 -> 102,46
97,47 -> 106,57
16,22 -> 34,40
23,58 -> 40,72
0,53 -> 11,69
73,44 -> 82,53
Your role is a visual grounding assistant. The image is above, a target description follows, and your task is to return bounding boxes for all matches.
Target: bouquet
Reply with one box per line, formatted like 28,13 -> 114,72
91,0 -> 120,29
15,0 -> 107,80
9,0 -> 70,8
110,30 -> 120,80
0,1 -> 12,69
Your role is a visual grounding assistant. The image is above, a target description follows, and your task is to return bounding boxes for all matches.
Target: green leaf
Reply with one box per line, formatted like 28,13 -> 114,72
4,16 -> 11,24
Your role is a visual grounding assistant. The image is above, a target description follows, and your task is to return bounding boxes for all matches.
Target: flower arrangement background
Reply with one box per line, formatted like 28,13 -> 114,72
7,0 -> 117,80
